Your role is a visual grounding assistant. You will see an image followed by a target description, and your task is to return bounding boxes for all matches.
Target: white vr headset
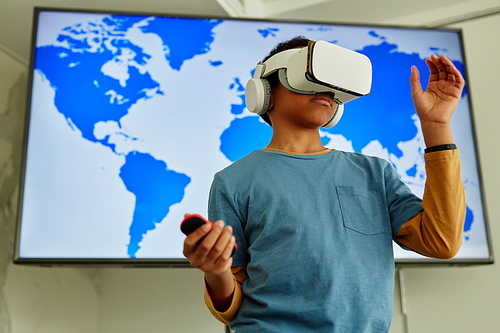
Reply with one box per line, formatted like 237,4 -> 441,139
245,40 -> 372,128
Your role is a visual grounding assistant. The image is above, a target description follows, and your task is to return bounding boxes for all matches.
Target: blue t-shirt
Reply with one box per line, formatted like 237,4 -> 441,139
208,149 -> 423,332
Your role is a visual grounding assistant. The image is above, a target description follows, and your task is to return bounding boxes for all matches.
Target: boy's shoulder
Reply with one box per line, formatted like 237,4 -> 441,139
335,150 -> 393,175
216,149 -> 267,176
336,149 -> 390,164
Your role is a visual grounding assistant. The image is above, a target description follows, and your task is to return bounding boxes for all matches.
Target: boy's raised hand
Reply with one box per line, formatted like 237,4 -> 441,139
410,54 -> 465,147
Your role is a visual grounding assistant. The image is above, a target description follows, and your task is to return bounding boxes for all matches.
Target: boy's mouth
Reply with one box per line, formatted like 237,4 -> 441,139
311,93 -> 333,107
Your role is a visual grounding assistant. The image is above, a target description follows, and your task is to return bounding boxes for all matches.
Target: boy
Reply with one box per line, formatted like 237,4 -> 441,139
183,36 -> 465,332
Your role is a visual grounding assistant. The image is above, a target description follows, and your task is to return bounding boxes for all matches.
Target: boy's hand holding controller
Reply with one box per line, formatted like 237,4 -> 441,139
182,214 -> 237,274
182,214 -> 237,311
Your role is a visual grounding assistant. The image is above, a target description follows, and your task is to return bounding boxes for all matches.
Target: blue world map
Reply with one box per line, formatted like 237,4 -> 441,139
34,14 -> 474,258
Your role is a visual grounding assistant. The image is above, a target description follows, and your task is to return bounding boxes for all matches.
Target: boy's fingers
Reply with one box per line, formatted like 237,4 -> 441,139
183,219 -> 234,273
410,66 -> 423,99
211,235 -> 235,274
188,226 -> 234,273
184,222 -> 212,249
220,235 -> 236,261
199,220 -> 225,249
205,225 -> 234,262
192,221 -> 229,264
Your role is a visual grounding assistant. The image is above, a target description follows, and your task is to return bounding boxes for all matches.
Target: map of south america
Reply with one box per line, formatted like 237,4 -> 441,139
119,152 -> 190,257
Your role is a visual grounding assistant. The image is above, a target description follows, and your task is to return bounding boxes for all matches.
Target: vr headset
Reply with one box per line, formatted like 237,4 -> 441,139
245,40 -> 372,128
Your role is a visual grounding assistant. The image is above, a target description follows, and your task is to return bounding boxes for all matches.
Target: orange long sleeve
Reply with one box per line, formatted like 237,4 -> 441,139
396,149 -> 466,259
204,266 -> 247,325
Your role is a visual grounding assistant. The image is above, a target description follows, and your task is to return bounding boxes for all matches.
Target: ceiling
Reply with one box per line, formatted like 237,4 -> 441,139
1,0 -> 499,64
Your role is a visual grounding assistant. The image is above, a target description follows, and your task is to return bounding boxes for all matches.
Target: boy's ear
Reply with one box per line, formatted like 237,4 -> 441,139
267,98 -> 274,111
267,89 -> 274,111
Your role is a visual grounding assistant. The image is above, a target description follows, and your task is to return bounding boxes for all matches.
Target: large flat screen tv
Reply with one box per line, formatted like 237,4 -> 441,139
14,7 -> 493,266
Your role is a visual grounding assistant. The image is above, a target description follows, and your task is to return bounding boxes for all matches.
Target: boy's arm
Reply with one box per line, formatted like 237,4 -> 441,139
396,149 -> 465,259
183,218 -> 238,318
204,269 -> 236,312
204,266 -> 247,325
397,55 -> 466,258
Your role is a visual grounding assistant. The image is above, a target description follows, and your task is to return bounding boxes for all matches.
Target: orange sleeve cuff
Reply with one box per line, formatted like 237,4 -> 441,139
204,267 -> 246,325
396,149 -> 466,259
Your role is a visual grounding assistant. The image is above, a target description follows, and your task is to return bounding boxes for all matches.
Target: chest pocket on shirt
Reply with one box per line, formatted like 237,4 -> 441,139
336,185 -> 387,236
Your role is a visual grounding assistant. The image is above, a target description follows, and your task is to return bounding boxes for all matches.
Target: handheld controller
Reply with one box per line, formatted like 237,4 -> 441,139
181,214 -> 237,256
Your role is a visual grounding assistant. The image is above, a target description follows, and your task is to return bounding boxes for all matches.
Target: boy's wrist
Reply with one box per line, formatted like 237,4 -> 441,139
420,122 -> 453,148
424,143 -> 457,154
205,270 -> 236,312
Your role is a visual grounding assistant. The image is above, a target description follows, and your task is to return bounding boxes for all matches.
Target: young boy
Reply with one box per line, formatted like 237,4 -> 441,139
183,36 -> 465,332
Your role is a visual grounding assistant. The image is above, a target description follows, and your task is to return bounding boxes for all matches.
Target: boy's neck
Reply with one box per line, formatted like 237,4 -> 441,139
267,126 -> 327,154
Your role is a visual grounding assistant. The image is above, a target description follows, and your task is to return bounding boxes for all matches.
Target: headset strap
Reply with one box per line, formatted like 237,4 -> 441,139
261,49 -> 298,78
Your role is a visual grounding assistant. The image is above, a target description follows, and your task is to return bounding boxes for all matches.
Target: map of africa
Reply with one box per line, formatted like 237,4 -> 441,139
19,10 -> 489,261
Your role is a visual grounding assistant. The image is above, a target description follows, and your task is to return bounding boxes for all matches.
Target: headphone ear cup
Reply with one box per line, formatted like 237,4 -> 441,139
322,103 -> 344,129
245,78 -> 271,115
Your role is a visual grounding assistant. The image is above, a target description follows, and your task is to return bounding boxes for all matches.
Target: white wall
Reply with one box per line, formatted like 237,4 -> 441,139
98,268 -> 223,333
0,7 -> 498,333
0,48 -> 25,333
3,266 -> 100,333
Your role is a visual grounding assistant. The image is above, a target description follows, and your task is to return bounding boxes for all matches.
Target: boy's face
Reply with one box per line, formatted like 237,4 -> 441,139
267,82 -> 337,129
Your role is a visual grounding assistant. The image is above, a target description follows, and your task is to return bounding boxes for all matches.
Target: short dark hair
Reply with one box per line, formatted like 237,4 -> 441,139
259,36 -> 311,126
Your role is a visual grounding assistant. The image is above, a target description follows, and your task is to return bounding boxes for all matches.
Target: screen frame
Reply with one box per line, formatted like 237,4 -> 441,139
13,6 -> 494,267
